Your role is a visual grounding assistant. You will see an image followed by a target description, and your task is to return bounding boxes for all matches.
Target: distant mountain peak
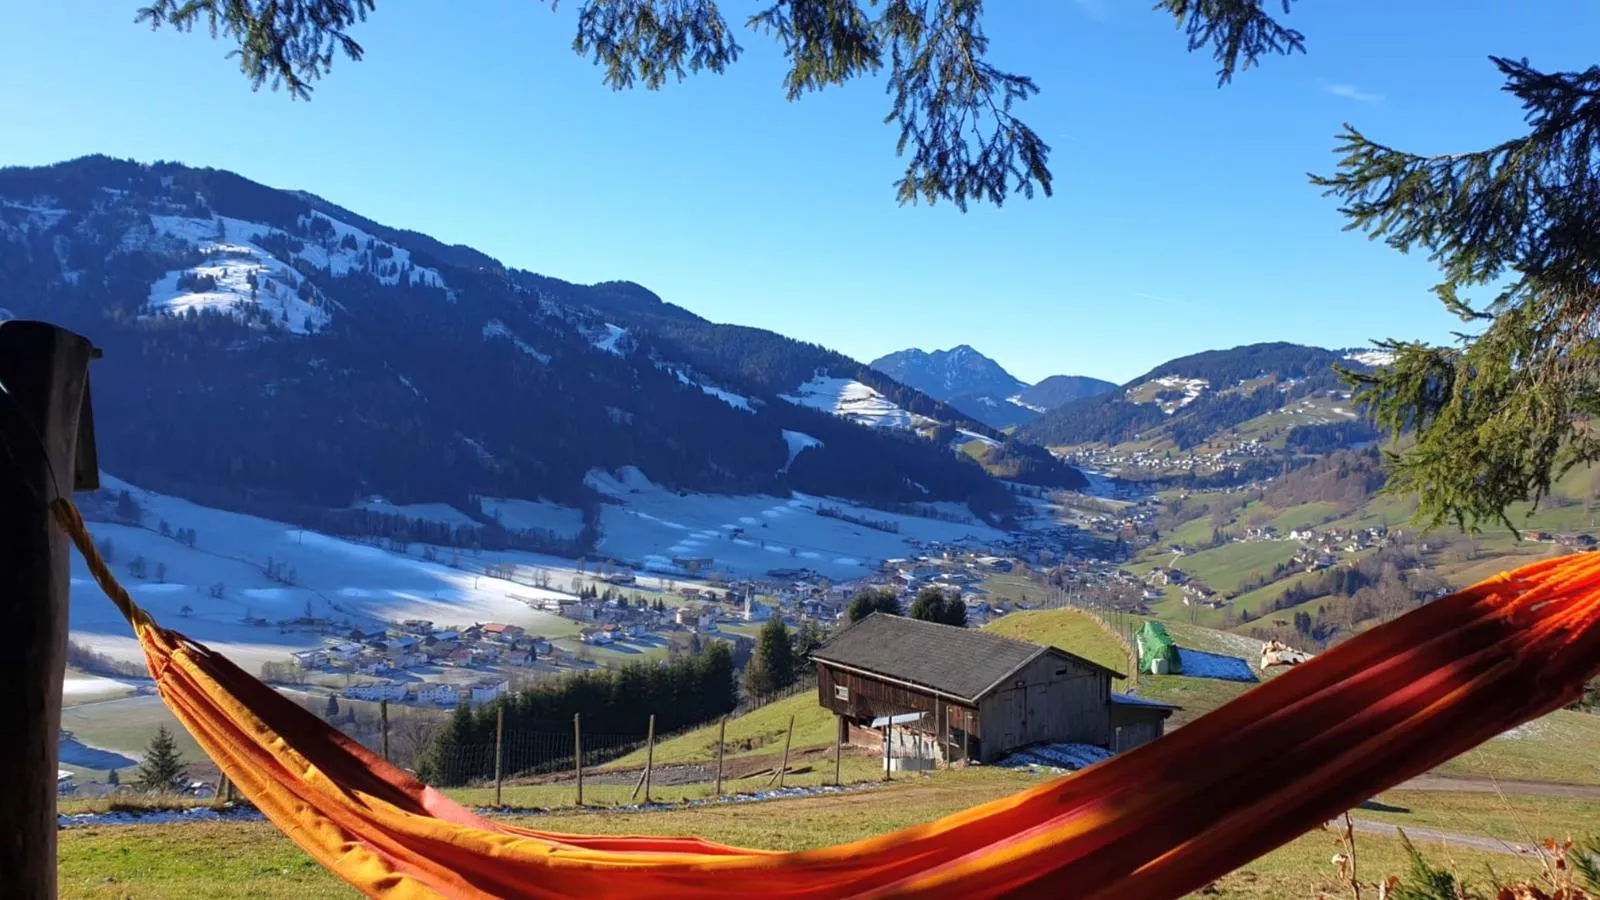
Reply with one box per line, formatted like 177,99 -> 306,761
869,344 -> 1027,405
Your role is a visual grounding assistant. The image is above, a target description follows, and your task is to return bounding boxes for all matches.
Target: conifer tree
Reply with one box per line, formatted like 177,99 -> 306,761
743,618 -> 796,696
136,725 -> 187,793
324,694 -> 340,720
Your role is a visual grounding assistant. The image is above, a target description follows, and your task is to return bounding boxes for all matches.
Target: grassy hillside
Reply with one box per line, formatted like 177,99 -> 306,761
981,609 -> 1130,676
604,692 -> 834,769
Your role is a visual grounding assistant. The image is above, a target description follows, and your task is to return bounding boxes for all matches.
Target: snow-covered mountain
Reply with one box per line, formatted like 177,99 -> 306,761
0,155 -> 1066,537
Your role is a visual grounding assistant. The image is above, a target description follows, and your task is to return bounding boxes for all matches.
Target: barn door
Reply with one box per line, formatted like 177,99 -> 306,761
999,691 -> 1018,750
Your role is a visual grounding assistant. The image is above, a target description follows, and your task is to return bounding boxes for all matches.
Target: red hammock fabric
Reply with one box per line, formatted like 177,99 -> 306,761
53,498 -> 1600,899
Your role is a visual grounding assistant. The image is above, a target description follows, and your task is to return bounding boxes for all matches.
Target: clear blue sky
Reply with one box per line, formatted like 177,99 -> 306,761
2,1 -> 1592,383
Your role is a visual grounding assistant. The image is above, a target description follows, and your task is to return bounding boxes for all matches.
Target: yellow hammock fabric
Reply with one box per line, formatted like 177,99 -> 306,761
52,498 -> 1600,900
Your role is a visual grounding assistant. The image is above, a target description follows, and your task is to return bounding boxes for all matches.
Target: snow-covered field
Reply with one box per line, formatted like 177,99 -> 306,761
60,674 -> 139,702
779,376 -> 925,429
584,467 -> 1004,579
72,476 -> 581,672
1344,349 -> 1396,368
480,498 -> 586,537
71,470 -> 1006,673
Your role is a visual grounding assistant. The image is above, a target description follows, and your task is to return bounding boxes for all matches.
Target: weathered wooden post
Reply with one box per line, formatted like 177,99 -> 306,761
714,716 -> 726,798
770,714 -> 794,788
573,713 -> 583,806
643,713 -> 656,804
833,714 -> 843,786
379,699 -> 390,762
0,320 -> 99,900
493,704 -> 505,807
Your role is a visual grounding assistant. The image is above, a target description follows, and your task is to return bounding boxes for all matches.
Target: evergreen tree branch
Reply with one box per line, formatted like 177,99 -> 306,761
136,0 -> 373,99
133,2 -> 1304,209
1154,0 -> 1306,86
1317,57 -> 1600,532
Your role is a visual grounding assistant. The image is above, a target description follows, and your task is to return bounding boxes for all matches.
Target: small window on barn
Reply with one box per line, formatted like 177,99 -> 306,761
1055,667 -> 1069,676
834,685 -> 850,701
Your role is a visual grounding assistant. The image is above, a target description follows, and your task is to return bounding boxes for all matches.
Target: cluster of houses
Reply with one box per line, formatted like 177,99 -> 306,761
342,676 -> 510,708
290,619 -> 553,677
1060,437 -> 1280,480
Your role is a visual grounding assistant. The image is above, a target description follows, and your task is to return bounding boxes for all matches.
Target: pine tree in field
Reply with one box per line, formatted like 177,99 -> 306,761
743,618 -> 797,697
106,769 -> 119,788
136,725 -> 187,793
325,694 -> 340,720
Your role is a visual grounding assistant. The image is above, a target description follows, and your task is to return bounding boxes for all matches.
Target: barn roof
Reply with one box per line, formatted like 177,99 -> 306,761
810,613 -> 1123,703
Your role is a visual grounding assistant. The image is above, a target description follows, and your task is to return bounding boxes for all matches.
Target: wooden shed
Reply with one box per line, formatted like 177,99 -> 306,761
1109,692 -> 1180,753
810,613 -> 1127,764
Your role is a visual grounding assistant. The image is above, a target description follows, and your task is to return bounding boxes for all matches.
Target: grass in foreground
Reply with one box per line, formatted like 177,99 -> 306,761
57,769 -> 1577,899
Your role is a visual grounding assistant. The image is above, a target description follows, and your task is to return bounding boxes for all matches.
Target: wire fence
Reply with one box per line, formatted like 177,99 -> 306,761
363,697 -> 952,811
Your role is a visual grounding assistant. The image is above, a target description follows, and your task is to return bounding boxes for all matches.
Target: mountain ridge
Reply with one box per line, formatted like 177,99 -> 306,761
0,155 -> 1078,539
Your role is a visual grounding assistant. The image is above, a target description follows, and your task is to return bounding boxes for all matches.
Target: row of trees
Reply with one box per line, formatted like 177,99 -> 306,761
847,586 -> 968,628
415,641 -> 738,786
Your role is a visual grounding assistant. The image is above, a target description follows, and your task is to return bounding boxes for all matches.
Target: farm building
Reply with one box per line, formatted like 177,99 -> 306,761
810,613 -> 1172,764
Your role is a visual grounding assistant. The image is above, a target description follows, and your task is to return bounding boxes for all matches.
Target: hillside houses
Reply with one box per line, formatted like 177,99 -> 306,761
341,677 -> 510,708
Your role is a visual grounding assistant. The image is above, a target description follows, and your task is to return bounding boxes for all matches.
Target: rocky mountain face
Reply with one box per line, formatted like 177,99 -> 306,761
870,345 -> 1116,430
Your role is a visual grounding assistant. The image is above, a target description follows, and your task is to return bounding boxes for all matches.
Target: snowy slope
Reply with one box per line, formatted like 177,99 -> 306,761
780,430 -> 823,474
483,319 -> 552,363
583,467 -> 1004,578
779,376 -> 925,429
128,213 -> 450,334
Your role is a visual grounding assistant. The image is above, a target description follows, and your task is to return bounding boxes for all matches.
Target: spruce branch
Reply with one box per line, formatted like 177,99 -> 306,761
137,0 -> 373,99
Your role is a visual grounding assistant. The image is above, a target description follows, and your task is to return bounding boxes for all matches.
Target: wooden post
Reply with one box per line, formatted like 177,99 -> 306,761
0,321 -> 98,900
573,713 -> 583,807
833,714 -> 843,786
768,714 -> 794,788
934,698 -> 943,768
883,723 -> 892,781
379,699 -> 390,763
643,713 -> 655,804
493,705 -> 504,808
714,716 -> 726,798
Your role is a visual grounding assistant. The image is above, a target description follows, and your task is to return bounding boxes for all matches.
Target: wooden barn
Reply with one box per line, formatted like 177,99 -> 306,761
811,613 -> 1172,764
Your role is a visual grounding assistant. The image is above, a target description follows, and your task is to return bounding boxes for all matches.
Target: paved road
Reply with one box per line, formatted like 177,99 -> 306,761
1347,818 -> 1533,857
1392,774 -> 1600,801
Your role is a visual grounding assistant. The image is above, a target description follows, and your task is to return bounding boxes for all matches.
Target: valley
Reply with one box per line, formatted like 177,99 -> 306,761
7,156 -> 1599,898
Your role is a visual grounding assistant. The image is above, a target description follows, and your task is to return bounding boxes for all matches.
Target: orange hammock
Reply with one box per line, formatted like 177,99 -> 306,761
52,498 -> 1600,900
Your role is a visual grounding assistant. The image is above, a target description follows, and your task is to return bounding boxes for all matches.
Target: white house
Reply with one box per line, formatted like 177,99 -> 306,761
469,679 -> 510,706
413,683 -> 460,706
344,680 -> 409,702
290,649 -> 327,669
325,641 -> 363,662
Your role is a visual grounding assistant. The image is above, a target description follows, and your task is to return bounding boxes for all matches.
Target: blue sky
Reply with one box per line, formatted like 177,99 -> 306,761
2,1 -> 1591,383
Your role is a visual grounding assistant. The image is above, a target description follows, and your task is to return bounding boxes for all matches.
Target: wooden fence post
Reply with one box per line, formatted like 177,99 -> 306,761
493,705 -> 504,808
714,716 -> 726,798
768,714 -> 795,788
883,723 -> 892,782
643,713 -> 655,804
0,321 -> 98,900
573,713 -> 583,807
379,699 -> 390,763
833,714 -> 843,786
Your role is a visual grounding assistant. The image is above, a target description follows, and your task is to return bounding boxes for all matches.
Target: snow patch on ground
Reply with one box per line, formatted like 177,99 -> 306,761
956,429 -> 1000,448
480,498 -> 585,538
1134,376 -> 1210,414
59,806 -> 265,829
998,742 -> 1114,773
61,674 -> 138,699
779,376 -> 922,429
662,365 -> 755,412
482,319 -> 551,363
1176,649 -> 1258,682
1007,394 -> 1048,414
592,323 -> 628,355
1344,349 -> 1396,368
779,430 -> 822,474
352,499 -> 479,529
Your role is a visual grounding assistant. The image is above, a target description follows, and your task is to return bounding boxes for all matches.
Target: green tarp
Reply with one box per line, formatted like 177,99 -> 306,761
1136,620 -> 1182,675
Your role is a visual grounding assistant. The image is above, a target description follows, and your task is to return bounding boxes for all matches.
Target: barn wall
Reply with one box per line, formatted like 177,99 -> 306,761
1109,704 -> 1170,752
975,653 -> 1111,762
816,663 -> 979,761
